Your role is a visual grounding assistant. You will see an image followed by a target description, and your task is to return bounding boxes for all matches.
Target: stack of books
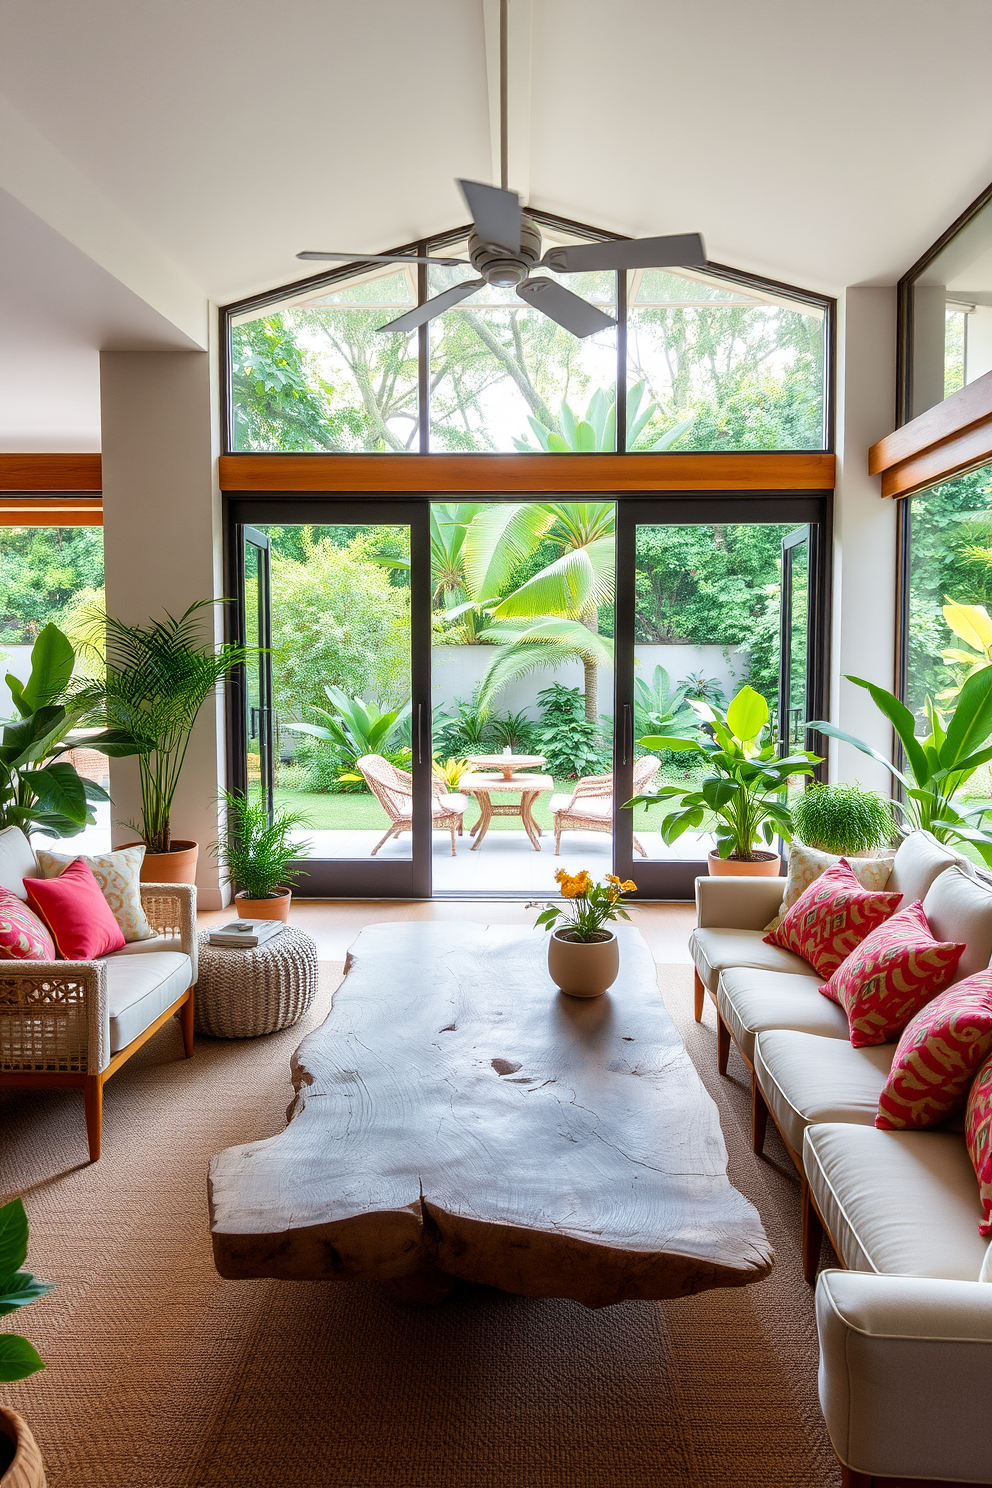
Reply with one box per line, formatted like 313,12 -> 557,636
208,919 -> 286,949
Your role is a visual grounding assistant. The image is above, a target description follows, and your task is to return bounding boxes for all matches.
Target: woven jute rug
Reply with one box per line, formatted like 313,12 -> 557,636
0,959 -> 840,1488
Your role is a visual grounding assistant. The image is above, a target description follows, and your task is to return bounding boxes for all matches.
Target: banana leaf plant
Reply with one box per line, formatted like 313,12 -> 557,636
0,623 -> 107,839
283,686 -> 412,784
625,685 -> 821,860
809,669 -> 992,865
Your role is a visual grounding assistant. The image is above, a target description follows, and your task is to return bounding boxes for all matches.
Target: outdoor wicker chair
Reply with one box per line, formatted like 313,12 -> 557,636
357,754 -> 467,857
549,754 -> 660,857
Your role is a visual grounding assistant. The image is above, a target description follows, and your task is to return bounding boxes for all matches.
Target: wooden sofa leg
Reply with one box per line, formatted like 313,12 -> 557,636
751,1072 -> 769,1157
840,1468 -> 871,1487
693,971 -> 705,1023
180,990 -> 195,1057
83,1075 -> 103,1162
717,1014 -> 731,1076
802,1182 -> 824,1286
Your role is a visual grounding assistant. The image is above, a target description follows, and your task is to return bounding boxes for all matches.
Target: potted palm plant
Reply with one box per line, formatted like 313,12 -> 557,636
1,1198 -> 53,1488
88,602 -> 251,883
210,790 -> 312,920
626,685 -> 821,874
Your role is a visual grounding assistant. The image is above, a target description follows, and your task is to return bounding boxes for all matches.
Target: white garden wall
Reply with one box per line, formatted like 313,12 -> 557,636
430,642 -> 750,721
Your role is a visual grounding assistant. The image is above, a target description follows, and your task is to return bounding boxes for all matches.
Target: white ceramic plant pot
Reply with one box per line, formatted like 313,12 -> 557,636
547,928 -> 620,998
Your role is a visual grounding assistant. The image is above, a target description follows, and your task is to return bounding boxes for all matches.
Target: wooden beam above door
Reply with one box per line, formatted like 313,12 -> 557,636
0,454 -> 102,492
869,369 -> 992,498
219,452 -> 835,493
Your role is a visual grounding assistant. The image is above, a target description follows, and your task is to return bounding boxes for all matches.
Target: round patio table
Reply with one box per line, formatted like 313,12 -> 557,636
460,771 -> 553,851
465,752 -> 546,781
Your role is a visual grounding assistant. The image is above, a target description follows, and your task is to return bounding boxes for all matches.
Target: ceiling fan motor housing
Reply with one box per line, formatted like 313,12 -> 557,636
469,218 -> 542,287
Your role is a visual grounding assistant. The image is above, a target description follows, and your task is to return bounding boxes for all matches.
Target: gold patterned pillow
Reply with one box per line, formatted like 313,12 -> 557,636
764,840 -> 896,932
35,845 -> 155,943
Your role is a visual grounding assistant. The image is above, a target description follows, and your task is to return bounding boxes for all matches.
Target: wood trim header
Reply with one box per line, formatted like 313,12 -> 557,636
870,371 -> 992,498
0,454 -> 102,492
0,497 -> 102,527
219,451 -> 835,494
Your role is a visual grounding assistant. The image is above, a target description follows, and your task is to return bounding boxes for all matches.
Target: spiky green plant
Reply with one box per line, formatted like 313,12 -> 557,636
210,790 -> 312,900
88,601 -> 252,854
790,783 -> 894,856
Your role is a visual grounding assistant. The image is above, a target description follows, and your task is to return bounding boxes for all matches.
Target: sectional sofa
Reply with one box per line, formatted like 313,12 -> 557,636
691,831 -> 992,1488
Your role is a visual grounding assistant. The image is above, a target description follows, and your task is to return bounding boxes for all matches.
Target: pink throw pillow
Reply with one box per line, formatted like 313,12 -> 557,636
25,858 -> 126,960
763,859 -> 901,976
819,900 -> 965,1048
966,1052 -> 992,1235
0,887 -> 56,959
876,971 -> 992,1129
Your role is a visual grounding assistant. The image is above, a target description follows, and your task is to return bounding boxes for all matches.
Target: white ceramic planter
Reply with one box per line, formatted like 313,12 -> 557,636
547,928 -> 620,998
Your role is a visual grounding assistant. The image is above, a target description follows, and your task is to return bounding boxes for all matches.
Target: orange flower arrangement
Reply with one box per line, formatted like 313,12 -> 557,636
531,868 -> 637,942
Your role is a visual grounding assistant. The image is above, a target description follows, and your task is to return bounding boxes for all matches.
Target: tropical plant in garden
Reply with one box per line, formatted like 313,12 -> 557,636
0,1197 -> 52,1383
432,697 -> 492,755
87,602 -> 251,854
627,685 -> 820,860
533,685 -> 609,780
432,757 -> 472,789
810,670 -> 992,865
633,665 -> 700,740
285,687 -> 412,790
531,869 -> 637,942
487,710 -> 536,751
0,624 -> 107,839
512,383 -> 692,453
938,600 -> 992,701
210,790 -> 312,901
790,783 -> 894,857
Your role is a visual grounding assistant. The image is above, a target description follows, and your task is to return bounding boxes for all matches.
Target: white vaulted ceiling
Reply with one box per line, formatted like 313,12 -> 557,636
3,0 -> 992,443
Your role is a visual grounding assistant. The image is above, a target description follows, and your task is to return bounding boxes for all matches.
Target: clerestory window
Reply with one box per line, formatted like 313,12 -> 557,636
225,212 -> 831,455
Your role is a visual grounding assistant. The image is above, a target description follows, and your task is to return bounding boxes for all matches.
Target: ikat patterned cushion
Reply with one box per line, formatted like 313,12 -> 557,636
0,887 -> 55,960
819,899 -> 966,1048
36,844 -> 154,942
966,1051 -> 992,1235
768,840 -> 896,929
876,971 -> 992,1129
763,859 -> 901,977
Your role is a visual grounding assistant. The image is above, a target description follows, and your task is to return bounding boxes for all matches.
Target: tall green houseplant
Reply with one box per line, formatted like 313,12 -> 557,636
89,602 -> 251,854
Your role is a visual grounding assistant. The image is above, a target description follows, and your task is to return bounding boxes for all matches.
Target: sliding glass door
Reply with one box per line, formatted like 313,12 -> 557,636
614,496 -> 830,898
228,499 -> 431,897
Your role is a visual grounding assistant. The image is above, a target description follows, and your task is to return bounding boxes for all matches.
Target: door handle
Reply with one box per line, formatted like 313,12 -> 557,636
417,702 -> 426,766
622,704 -> 632,766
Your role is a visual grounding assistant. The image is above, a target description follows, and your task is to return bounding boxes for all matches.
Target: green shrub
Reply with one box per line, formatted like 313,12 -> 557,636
791,783 -> 895,856
211,790 -> 312,899
534,685 -> 610,779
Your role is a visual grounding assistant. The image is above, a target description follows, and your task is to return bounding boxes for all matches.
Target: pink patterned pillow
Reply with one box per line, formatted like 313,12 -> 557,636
965,1052 -> 992,1234
0,886 -> 55,959
763,859 -> 901,976
819,900 -> 965,1048
876,972 -> 992,1129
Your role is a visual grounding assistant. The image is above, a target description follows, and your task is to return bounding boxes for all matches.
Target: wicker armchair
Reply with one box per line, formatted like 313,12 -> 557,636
357,754 -> 467,857
550,755 -> 661,857
0,878 -> 197,1162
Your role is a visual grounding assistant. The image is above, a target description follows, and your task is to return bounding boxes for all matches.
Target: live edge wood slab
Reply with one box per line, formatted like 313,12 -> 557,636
208,924 -> 772,1308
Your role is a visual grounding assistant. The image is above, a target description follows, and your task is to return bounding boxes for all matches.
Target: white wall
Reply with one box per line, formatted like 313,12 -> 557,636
99,336 -> 228,908
831,287 -> 899,791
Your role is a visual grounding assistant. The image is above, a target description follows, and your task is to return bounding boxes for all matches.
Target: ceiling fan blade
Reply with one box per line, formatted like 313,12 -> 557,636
515,278 -> 617,339
377,278 -> 486,333
542,233 -> 707,273
457,179 -> 520,253
297,251 -> 469,266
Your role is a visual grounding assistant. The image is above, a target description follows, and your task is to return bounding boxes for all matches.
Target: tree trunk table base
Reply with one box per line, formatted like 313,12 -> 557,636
209,924 -> 773,1308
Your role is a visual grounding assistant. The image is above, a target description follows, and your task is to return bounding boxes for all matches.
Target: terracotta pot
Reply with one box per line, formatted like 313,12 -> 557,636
122,840 -> 199,885
548,928 -> 619,998
707,849 -> 781,877
0,1407 -> 46,1488
235,887 -> 292,922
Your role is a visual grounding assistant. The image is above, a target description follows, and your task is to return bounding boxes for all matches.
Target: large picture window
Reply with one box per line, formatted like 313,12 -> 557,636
225,214 -> 831,454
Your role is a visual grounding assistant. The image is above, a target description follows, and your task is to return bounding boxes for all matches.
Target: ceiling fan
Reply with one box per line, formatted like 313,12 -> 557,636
296,4 -> 706,339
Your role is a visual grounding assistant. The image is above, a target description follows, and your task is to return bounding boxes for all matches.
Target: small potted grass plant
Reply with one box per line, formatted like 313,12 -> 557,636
1,1198 -> 52,1488
211,790 -> 313,922
531,869 -> 637,998
790,783 -> 894,857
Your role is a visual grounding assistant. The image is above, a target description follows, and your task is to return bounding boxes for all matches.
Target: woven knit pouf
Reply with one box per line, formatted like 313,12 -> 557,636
194,926 -> 319,1038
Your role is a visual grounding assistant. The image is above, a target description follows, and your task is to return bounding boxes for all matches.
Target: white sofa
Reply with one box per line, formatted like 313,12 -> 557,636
690,831 -> 992,1488
0,825 -> 197,1161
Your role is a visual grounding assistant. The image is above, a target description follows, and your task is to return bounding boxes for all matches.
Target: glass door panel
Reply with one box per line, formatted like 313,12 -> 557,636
231,500 -> 430,897
614,497 -> 827,898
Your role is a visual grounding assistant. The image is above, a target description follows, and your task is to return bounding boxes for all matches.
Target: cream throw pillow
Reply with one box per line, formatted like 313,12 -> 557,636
35,844 -> 155,943
764,841 -> 897,931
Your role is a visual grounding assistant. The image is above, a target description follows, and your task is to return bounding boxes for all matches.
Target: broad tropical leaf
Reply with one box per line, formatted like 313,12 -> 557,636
462,504 -> 556,601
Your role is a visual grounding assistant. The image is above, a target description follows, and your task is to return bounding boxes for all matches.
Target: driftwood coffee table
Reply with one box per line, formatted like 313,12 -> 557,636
208,924 -> 772,1308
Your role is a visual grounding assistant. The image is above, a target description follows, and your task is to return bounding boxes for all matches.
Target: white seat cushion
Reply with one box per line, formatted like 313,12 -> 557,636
433,792 -> 466,817
804,1122 -> 989,1279
111,934 -> 185,958
102,950 -> 191,1053
0,825 -> 39,900
754,1029 -> 894,1155
921,864 -> 992,980
888,831 -> 971,910
718,967 -> 850,1065
690,927 -> 810,993
550,793 -> 610,818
